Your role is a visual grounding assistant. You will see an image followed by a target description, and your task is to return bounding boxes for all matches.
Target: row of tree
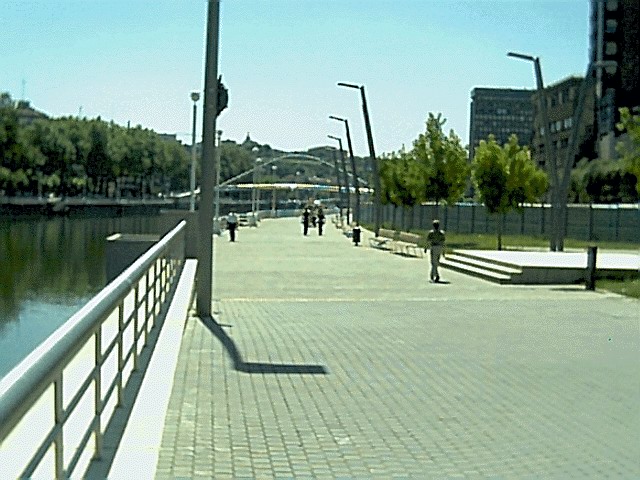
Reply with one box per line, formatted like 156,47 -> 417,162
1,98 -> 192,198
378,113 -> 548,249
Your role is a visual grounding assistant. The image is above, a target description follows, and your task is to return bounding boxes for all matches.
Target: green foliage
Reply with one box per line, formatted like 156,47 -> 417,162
473,135 -> 547,213
616,107 -> 640,195
570,158 -> 638,203
379,147 -> 422,209
472,134 -> 548,249
0,92 -> 191,198
413,113 -> 469,205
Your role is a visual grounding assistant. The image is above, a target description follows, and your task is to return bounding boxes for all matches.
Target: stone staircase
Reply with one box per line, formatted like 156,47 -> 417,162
440,251 -> 523,284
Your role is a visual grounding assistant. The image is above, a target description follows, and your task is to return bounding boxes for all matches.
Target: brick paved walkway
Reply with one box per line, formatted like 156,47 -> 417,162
154,216 -> 639,479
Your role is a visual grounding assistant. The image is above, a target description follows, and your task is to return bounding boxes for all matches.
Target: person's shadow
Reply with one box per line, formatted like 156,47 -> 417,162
199,316 -> 328,375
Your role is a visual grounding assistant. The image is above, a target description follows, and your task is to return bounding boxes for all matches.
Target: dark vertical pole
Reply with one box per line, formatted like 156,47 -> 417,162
337,140 -> 351,224
586,246 -> 597,291
359,86 -> 381,236
343,120 -> 360,225
533,57 -> 559,251
197,0 -> 220,317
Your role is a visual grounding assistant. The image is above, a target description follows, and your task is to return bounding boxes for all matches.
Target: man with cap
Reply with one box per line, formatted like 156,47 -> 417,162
425,219 -> 446,282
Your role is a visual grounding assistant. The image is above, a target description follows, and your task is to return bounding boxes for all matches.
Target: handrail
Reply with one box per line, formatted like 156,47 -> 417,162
0,220 -> 187,478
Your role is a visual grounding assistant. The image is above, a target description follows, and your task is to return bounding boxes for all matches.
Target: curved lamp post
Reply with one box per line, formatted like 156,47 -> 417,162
507,52 -> 559,250
337,82 -> 381,235
327,134 -> 351,223
329,115 -> 360,225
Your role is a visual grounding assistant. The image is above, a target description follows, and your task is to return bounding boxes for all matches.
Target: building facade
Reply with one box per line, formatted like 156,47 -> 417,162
530,76 -> 596,169
468,88 -> 534,162
590,0 -> 640,158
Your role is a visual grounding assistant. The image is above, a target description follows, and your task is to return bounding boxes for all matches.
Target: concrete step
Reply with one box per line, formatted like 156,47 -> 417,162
444,253 -> 522,276
452,250 -> 522,269
440,257 -> 513,284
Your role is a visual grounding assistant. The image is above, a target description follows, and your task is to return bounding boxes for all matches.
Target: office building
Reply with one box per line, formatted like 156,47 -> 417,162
531,76 -> 596,169
468,88 -> 534,162
590,0 -> 640,158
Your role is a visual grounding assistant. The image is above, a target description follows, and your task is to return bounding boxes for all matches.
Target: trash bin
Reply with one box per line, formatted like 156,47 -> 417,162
352,226 -> 361,246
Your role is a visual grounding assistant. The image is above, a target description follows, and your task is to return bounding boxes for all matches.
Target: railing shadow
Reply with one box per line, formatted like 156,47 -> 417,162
199,315 -> 328,375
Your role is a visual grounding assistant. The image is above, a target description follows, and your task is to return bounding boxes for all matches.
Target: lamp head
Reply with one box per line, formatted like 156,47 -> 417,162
507,52 -> 535,62
190,91 -> 200,102
337,82 -> 360,90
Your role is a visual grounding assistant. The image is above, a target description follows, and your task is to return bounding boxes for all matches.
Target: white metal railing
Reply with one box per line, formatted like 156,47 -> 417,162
0,220 -> 187,479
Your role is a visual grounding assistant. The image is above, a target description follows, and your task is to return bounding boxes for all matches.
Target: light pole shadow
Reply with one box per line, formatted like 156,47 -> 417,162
199,315 -> 328,375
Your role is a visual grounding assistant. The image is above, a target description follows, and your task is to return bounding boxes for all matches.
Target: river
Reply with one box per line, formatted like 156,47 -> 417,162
0,214 -> 164,379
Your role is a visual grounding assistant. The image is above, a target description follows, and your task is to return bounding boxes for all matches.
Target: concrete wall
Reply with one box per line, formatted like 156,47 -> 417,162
364,202 -> 639,243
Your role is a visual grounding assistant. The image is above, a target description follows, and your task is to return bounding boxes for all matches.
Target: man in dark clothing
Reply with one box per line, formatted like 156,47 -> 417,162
317,208 -> 325,236
425,219 -> 446,282
302,208 -> 310,236
227,212 -> 238,242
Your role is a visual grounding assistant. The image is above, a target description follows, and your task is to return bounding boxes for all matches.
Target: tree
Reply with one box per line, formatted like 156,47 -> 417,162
616,107 -> 640,196
379,148 -> 422,230
412,113 -> 469,213
473,135 -> 548,250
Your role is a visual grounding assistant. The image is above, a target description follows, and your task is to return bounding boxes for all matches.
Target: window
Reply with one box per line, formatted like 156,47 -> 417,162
606,19 -> 617,33
555,120 -> 562,131
563,117 -> 573,129
605,41 -> 618,55
606,0 -> 618,11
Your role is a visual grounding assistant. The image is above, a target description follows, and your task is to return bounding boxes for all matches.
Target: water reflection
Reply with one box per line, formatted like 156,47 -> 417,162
0,214 -> 163,377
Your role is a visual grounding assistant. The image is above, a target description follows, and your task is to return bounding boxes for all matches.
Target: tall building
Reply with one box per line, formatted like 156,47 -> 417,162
590,0 -> 640,158
468,88 -> 534,162
530,76 -> 596,169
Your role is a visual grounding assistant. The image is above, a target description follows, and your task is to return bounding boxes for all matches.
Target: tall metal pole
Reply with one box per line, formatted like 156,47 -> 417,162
197,0 -> 220,317
328,135 -> 351,224
189,92 -> 200,212
358,86 -> 381,236
532,57 -> 560,251
213,129 -> 222,234
330,116 -> 359,224
508,52 -> 558,251
338,82 -> 382,235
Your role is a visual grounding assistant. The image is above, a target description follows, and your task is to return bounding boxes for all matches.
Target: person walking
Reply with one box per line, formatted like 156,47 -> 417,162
227,211 -> 238,242
425,219 -> 446,282
317,208 -> 325,236
302,208 -> 311,236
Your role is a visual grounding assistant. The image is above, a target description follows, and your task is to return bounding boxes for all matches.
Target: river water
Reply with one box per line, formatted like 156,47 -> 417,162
0,214 -> 164,379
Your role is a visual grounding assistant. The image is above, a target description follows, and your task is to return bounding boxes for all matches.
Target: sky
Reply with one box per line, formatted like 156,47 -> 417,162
0,0 -> 591,156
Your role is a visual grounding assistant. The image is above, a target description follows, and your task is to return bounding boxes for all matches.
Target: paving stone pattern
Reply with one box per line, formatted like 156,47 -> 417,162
156,217 -> 639,479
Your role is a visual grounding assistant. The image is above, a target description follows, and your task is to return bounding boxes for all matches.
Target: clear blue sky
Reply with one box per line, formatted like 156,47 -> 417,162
0,0 -> 590,156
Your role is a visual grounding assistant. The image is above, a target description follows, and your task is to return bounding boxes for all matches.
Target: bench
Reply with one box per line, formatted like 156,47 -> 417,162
369,229 -> 424,257
368,228 -> 398,250
392,231 -> 424,258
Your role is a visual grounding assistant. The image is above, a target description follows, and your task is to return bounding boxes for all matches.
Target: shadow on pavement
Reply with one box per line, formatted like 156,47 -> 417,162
199,315 -> 328,375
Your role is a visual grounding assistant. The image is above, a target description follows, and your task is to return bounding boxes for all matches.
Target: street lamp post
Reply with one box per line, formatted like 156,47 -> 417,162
271,165 -> 277,216
329,115 -> 360,225
189,91 -> 200,212
327,134 -> 351,224
338,82 -> 381,235
197,0 -> 220,317
213,129 -> 222,234
507,52 -> 559,251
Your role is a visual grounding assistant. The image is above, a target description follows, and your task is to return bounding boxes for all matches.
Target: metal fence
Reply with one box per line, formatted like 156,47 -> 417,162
0,221 -> 187,479
362,202 -> 640,243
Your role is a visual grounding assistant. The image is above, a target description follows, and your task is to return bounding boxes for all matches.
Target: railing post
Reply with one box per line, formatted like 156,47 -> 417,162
94,328 -> 102,459
117,302 -> 124,406
133,285 -> 139,371
54,374 -> 64,479
144,270 -> 150,346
